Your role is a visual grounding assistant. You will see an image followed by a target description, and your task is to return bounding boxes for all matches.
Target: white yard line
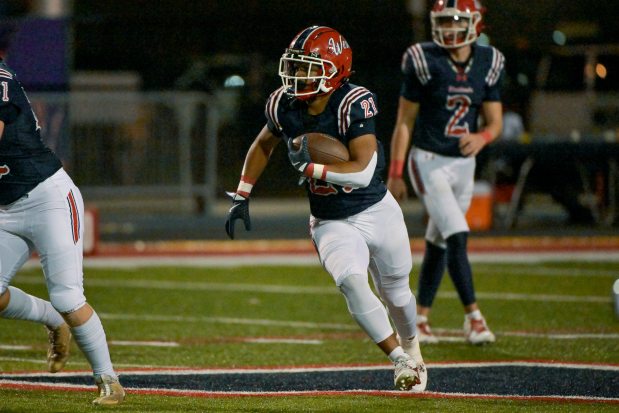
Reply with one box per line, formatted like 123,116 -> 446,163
477,266 -> 619,277
0,357 -> 47,365
18,250 -> 619,270
243,338 -> 323,345
0,345 -> 32,351
432,328 -> 619,340
13,275 -> 613,303
96,313 -> 618,340
109,340 -> 180,347
98,313 -> 358,330
3,360 -> 618,376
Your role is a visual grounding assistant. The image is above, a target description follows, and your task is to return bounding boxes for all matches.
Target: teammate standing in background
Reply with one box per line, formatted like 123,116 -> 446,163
387,0 -> 504,344
225,26 -> 427,391
0,49 -> 125,404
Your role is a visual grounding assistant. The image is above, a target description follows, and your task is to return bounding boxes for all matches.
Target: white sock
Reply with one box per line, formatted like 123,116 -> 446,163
417,314 -> 428,324
71,310 -> 116,378
466,309 -> 483,320
388,346 -> 407,362
0,286 -> 64,328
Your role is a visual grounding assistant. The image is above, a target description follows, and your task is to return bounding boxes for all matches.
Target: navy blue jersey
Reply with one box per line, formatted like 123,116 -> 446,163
265,83 -> 387,220
400,42 -> 505,157
0,61 -> 62,204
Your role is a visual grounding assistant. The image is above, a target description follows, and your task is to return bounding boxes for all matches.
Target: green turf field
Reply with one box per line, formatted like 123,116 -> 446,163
1,260 -> 618,412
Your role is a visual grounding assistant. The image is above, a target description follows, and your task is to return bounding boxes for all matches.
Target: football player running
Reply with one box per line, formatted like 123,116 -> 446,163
387,0 -> 504,345
226,26 -> 427,392
0,53 -> 124,404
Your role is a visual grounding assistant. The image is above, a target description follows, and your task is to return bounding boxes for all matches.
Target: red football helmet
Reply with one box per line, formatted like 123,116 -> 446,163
279,26 -> 352,100
431,0 -> 484,49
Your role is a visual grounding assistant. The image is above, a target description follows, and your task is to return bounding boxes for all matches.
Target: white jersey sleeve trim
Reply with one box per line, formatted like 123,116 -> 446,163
266,87 -> 286,133
337,86 -> 371,137
0,69 -> 13,79
405,44 -> 431,85
485,47 -> 505,87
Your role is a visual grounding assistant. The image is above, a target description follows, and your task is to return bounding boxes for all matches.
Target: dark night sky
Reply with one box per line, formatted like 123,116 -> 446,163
69,0 -> 617,89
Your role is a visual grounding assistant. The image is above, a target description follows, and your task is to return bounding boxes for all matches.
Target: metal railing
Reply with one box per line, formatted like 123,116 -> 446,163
30,91 -> 220,214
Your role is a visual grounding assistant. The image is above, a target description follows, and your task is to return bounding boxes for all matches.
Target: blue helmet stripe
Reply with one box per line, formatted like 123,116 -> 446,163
291,26 -> 327,50
447,0 -> 457,8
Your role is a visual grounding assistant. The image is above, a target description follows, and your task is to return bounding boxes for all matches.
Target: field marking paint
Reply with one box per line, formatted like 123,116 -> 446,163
243,338 -> 323,345
1,361 -> 618,403
0,345 -> 31,351
1,380 -> 617,404
0,357 -> 47,365
20,250 -> 619,270
14,275 -> 612,303
414,328 -> 619,341
97,313 -> 358,331
15,276 -> 337,295
0,356 -> 177,369
500,332 -> 619,340
3,360 -> 618,377
473,291 -> 610,303
480,266 -> 619,278
96,313 -> 619,340
110,340 -> 180,347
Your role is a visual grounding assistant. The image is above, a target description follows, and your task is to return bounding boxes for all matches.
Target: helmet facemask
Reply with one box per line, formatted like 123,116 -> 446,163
431,10 -> 482,48
279,49 -> 338,100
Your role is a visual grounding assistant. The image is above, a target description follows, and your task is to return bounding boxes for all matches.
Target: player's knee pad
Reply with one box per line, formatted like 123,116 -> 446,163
48,286 -> 86,314
338,273 -> 393,343
380,275 -> 413,307
338,273 -> 380,313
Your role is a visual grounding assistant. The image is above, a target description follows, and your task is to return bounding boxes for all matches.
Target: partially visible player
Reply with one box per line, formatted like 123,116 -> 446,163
0,50 -> 125,404
387,0 -> 504,344
225,26 -> 427,391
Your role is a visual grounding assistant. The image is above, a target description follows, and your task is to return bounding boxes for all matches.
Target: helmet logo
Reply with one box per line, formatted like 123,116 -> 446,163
328,36 -> 350,56
0,164 -> 10,179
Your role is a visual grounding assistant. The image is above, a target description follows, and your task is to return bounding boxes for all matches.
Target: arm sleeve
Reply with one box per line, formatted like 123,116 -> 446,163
323,151 -> 377,188
320,88 -> 380,188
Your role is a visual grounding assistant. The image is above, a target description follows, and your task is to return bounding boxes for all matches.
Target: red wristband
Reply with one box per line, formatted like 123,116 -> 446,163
480,130 -> 493,143
388,160 -> 405,179
236,175 -> 256,198
304,163 -> 328,180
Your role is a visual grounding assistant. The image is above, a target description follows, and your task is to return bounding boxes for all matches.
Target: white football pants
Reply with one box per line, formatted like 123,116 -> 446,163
310,191 -> 413,287
0,168 -> 86,313
408,146 -> 475,248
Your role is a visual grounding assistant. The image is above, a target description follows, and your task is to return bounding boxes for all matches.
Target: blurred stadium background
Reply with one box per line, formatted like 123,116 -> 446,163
1,0 -> 618,245
1,2 -> 619,411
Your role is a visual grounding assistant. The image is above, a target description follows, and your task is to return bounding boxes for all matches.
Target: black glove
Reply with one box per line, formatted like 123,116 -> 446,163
287,136 -> 312,174
224,192 -> 251,240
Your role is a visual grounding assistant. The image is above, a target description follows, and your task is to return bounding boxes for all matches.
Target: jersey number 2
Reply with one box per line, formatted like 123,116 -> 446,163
444,94 -> 471,138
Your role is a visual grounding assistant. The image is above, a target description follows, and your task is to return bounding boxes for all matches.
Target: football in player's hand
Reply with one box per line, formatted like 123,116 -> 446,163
292,133 -> 350,164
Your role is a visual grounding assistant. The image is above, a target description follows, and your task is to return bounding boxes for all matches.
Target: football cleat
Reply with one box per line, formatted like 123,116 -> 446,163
416,316 -> 439,344
393,355 -> 421,391
399,335 -> 428,392
46,323 -> 71,373
464,315 -> 496,345
93,374 -> 125,406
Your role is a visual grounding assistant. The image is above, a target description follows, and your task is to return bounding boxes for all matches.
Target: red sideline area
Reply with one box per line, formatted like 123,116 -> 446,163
88,236 -> 619,257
